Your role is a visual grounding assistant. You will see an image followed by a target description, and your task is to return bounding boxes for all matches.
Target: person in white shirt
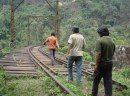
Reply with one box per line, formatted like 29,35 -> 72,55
66,27 -> 86,84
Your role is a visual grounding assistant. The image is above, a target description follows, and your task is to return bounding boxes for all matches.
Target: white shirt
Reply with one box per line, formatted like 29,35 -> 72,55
68,33 -> 86,56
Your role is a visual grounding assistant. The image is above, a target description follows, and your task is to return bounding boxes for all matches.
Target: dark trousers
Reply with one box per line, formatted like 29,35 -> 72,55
49,49 -> 56,64
92,63 -> 113,96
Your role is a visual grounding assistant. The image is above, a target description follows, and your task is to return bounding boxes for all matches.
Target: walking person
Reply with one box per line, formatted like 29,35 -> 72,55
92,26 -> 115,96
43,32 -> 59,65
66,27 -> 86,84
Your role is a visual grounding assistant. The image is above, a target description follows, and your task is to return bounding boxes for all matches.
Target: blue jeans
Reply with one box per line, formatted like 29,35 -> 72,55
68,56 -> 83,83
49,49 -> 56,65
92,62 -> 113,96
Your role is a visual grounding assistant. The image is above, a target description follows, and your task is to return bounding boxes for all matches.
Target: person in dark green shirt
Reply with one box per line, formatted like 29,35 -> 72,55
92,26 -> 115,96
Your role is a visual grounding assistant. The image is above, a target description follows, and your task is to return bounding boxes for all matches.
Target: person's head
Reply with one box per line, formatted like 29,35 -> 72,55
51,32 -> 55,36
97,26 -> 109,37
72,27 -> 79,33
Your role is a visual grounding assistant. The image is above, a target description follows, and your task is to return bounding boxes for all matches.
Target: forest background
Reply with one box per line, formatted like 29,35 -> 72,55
0,0 -> 130,60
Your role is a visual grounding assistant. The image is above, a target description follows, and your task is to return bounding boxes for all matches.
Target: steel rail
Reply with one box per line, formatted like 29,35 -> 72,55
28,46 -> 76,96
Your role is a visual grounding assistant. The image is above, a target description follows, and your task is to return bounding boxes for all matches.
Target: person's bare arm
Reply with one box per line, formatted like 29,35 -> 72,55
95,52 -> 101,70
66,43 -> 72,59
83,38 -> 86,51
43,39 -> 48,45
56,39 -> 59,49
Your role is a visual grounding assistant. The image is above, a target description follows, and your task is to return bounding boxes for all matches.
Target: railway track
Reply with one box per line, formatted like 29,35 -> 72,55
0,46 -> 128,95
29,46 -> 128,95
28,46 -> 76,96
0,47 -> 37,76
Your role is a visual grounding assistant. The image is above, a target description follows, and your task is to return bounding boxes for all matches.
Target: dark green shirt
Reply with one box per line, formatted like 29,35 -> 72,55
96,36 -> 115,61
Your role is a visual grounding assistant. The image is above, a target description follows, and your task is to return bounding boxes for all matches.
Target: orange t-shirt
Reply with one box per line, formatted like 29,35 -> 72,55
46,36 -> 58,49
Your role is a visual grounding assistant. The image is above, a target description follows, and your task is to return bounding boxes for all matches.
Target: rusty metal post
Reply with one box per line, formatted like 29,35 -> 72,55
28,16 -> 31,45
56,0 -> 59,38
10,0 -> 16,49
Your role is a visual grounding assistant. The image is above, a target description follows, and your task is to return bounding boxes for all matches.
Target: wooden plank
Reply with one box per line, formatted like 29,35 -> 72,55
41,60 -> 51,62
8,74 -> 39,77
50,67 -> 66,70
14,64 -> 35,67
51,68 -> 67,72
49,65 -> 64,68
4,66 -> 36,71
0,62 -> 33,64
6,71 -> 37,74
56,72 -> 68,75
0,60 -> 17,63
0,61 -> 33,64
55,70 -> 68,72
0,63 -> 35,67
0,60 -> 32,63
0,63 -> 15,65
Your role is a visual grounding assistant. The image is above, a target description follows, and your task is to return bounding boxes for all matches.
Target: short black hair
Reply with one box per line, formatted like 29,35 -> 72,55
97,26 -> 109,37
72,27 -> 79,33
51,32 -> 55,36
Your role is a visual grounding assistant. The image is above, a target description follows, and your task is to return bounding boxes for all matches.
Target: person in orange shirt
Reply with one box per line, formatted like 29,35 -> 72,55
43,32 -> 59,65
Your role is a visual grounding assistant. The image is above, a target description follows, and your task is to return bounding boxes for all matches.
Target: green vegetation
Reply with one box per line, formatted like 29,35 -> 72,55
1,65 -> 130,96
56,74 -> 128,96
0,0 -> 130,59
83,52 -> 92,61
56,75 -> 90,96
58,46 -> 68,54
113,66 -> 130,96
0,66 -> 7,95
58,46 -> 92,61
41,76 -> 70,96
0,68 -> 69,96
113,67 -> 130,86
